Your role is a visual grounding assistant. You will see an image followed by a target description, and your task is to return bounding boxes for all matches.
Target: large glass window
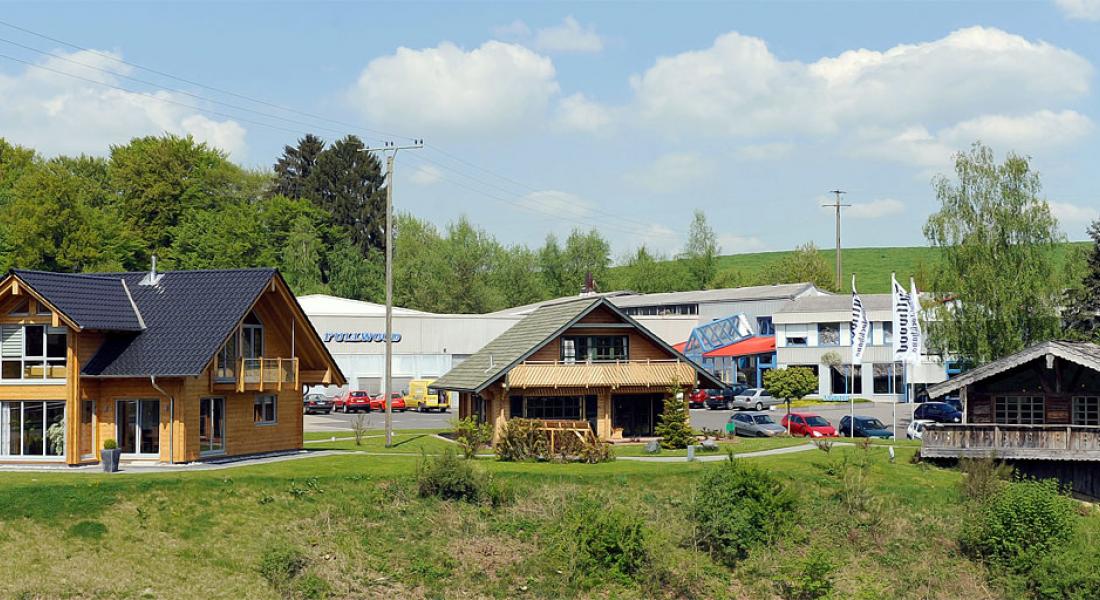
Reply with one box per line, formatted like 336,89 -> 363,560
523,396 -> 583,421
830,365 -> 861,395
995,396 -> 1045,425
116,399 -> 160,455
872,363 -> 903,394
1074,396 -> 1100,426
0,325 -> 67,381
0,401 -> 66,457
818,323 -> 841,346
560,335 -> 628,362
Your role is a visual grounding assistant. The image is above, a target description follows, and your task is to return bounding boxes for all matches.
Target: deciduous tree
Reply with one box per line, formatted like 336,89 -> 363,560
682,210 -> 720,288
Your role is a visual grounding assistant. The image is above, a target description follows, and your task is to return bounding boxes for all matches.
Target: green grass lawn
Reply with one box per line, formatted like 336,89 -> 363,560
0,441 -> 1086,599
612,436 -> 809,456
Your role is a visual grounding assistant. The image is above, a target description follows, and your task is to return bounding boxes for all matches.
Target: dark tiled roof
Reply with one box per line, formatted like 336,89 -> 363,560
928,340 -> 1100,398
12,270 -> 144,331
81,269 -> 277,377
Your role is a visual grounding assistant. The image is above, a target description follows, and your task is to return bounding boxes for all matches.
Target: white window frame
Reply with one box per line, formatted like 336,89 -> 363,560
254,394 -> 278,425
0,400 -> 67,459
0,325 -> 67,383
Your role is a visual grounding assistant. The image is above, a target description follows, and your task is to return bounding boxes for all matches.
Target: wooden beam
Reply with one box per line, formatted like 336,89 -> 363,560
51,312 -> 60,328
10,281 -> 19,295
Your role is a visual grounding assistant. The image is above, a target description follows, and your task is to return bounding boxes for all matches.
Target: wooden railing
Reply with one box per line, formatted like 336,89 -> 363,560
533,419 -> 599,452
221,357 -> 299,392
922,424 -> 1100,461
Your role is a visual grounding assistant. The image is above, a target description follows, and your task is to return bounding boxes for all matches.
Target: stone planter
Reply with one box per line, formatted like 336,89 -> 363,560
101,448 -> 121,473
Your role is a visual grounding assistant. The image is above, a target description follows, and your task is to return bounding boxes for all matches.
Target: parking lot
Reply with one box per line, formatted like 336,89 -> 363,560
306,400 -> 920,436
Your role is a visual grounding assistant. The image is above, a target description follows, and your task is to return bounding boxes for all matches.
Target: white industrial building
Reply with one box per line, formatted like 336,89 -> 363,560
772,294 -> 949,402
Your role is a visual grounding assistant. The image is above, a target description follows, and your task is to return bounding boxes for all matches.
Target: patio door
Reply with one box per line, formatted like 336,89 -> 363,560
199,397 -> 225,455
116,399 -> 160,456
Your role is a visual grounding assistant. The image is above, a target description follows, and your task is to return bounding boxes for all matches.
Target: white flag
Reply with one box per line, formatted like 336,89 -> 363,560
850,275 -> 870,364
891,273 -> 912,362
909,277 -> 922,365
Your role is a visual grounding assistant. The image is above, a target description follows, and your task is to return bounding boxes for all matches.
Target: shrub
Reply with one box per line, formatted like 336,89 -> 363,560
416,448 -> 510,505
257,545 -> 307,591
1028,532 -> 1100,599
101,438 -> 118,450
778,549 -> 836,600
958,456 -> 1013,502
690,455 -> 794,566
494,418 -> 548,461
552,495 -> 651,585
577,438 -> 614,464
452,416 -> 492,459
351,414 -> 370,446
654,386 -> 693,450
960,477 -> 1077,573
551,431 -> 615,464
827,452 -> 884,530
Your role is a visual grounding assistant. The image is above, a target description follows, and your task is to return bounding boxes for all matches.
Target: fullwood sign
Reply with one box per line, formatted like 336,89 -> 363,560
323,332 -> 403,343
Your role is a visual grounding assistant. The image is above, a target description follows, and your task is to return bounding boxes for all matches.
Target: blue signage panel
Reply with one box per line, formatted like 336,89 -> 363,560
323,332 -> 402,343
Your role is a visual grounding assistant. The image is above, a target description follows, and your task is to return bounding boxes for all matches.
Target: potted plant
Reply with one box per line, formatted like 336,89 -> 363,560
101,439 -> 121,473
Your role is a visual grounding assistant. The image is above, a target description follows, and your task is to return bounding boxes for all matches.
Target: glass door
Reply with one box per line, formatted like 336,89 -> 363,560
199,397 -> 225,455
116,399 -> 160,456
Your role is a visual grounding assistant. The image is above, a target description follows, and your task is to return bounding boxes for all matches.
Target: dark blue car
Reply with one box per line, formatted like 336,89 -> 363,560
839,416 -> 894,439
913,401 -> 962,423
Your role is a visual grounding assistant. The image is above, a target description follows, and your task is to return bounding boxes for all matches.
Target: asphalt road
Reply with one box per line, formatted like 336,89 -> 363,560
306,400 -> 919,437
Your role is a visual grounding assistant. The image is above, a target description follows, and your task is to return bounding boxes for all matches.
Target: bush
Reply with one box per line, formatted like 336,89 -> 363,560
690,455 -> 794,566
257,545 -> 307,591
958,456 -> 1013,502
1027,531 -> 1100,599
778,549 -> 836,600
416,448 -> 510,505
654,386 -> 693,450
960,477 -> 1077,573
552,494 -> 651,585
452,416 -> 491,459
101,438 -> 118,450
494,418 -> 548,461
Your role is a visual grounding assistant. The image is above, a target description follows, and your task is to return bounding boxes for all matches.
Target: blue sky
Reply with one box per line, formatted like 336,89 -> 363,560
1,1 -> 1098,258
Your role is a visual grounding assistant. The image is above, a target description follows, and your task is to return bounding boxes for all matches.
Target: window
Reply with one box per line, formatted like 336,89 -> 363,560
785,335 -> 808,347
523,396 -> 582,421
116,399 -> 160,454
242,313 -> 264,359
0,400 -> 65,456
560,336 -> 628,362
756,316 -> 774,335
995,396 -> 1044,425
830,365 -> 861,395
880,322 -> 893,345
0,325 -> 67,381
622,304 -> 697,316
1074,396 -> 1100,426
818,323 -> 841,346
254,394 -> 277,424
872,363 -> 903,394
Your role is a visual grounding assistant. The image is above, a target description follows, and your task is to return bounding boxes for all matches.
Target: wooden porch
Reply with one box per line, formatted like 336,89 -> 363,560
921,424 -> 1100,461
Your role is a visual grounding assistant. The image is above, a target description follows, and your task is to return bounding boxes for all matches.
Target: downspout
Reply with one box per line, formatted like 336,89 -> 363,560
150,375 -> 175,464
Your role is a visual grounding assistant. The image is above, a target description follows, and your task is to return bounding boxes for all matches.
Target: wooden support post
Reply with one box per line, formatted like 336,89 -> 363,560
258,359 -> 264,392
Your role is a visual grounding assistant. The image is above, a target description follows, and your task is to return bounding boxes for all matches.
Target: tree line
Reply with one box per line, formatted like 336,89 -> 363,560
0,133 -> 835,315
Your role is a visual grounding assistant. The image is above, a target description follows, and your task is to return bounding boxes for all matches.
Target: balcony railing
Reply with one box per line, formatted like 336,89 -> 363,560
212,357 -> 298,392
921,424 -> 1100,461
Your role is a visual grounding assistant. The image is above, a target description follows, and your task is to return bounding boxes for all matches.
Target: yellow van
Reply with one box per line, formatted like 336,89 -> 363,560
405,379 -> 448,412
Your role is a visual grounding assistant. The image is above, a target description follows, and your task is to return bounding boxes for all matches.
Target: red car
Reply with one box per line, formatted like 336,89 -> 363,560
335,390 -> 372,413
688,389 -> 708,409
781,413 -> 837,438
369,392 -> 407,412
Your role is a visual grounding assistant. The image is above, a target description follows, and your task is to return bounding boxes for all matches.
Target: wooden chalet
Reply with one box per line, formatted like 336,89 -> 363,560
0,266 -> 344,466
431,296 -> 723,441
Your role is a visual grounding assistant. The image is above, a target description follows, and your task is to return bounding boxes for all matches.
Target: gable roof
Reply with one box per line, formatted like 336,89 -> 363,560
432,296 -> 723,393
10,270 -> 144,331
80,268 -> 279,377
927,340 -> 1100,398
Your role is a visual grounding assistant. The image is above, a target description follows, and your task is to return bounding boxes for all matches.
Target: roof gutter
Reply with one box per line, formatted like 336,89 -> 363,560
150,375 -> 176,465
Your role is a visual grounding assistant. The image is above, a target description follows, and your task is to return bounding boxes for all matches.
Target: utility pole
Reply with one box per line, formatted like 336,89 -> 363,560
823,190 -> 850,290
362,139 -> 423,447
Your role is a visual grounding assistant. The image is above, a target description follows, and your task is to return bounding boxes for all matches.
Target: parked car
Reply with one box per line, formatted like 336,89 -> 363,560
914,401 -> 962,423
303,393 -> 332,415
688,389 -> 708,409
705,384 -> 749,410
335,390 -> 372,413
781,412 -> 837,438
405,379 -> 448,412
907,419 -> 935,440
732,388 -> 780,411
839,416 -> 894,439
727,411 -> 786,437
369,392 -> 407,412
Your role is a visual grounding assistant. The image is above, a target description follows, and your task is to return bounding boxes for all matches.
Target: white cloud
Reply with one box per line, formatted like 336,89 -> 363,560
348,41 -> 559,134
625,153 -> 714,194
492,19 -> 531,39
555,92 -> 613,132
0,49 -> 248,158
734,142 -> 794,160
718,233 -> 767,253
534,16 -> 604,53
1049,200 -> 1099,230
846,198 -> 905,220
1055,0 -> 1100,20
629,27 -> 1091,143
409,164 -> 442,186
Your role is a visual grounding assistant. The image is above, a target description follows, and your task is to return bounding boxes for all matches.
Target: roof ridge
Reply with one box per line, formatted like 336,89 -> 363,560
11,269 -> 123,282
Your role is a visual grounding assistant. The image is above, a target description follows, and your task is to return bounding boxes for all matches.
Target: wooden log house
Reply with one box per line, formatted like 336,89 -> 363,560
0,266 -> 344,465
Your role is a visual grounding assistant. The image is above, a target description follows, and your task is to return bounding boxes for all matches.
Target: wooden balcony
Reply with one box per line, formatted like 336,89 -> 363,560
212,357 -> 299,393
921,424 -> 1100,461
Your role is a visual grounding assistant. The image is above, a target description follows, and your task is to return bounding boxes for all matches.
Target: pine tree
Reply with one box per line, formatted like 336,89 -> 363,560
303,135 -> 387,256
272,134 -> 325,199
1064,220 -> 1100,341
654,385 -> 694,449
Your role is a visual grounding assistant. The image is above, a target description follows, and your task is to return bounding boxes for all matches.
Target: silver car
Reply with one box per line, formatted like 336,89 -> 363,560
727,411 -> 786,437
732,388 -> 780,411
